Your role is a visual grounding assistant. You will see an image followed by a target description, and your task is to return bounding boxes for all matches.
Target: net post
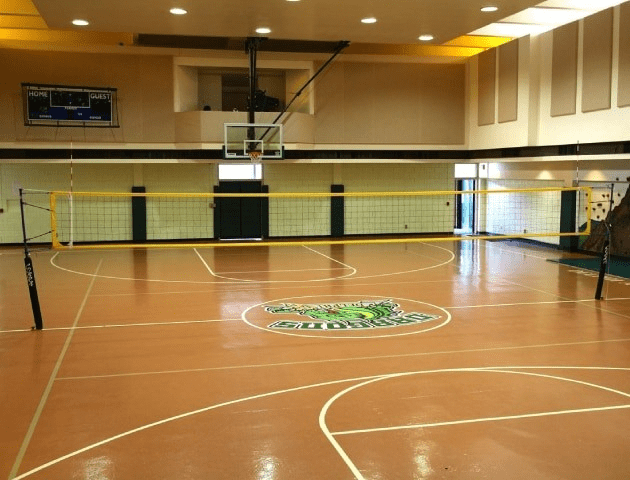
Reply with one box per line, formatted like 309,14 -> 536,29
559,189 -> 577,251
19,188 -> 44,330
50,192 -> 61,248
594,183 -> 615,300
595,235 -> 610,300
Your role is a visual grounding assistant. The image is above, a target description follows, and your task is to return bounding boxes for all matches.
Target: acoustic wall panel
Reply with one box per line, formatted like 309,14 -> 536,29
582,8 -> 613,113
498,39 -> 519,123
619,2 -> 630,107
551,21 -> 578,117
478,48 -> 496,126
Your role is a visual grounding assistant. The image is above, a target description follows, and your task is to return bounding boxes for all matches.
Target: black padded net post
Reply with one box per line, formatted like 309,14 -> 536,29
19,188 -> 44,330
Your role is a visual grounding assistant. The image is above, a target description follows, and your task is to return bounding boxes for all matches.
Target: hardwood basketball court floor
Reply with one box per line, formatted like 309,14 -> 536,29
1,240 -> 630,479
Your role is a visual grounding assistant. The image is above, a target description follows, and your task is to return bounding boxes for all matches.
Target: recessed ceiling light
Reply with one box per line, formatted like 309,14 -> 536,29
361,17 -> 377,24
256,27 -> 271,34
286,0 -> 301,2
418,34 -> 434,41
72,19 -> 89,26
170,7 -> 188,15
481,6 -> 498,12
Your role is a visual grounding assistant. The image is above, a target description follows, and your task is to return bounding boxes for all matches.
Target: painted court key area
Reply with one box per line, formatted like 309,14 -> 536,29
266,299 -> 440,330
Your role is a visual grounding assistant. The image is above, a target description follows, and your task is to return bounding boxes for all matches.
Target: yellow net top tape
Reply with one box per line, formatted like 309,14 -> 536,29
49,186 -> 591,199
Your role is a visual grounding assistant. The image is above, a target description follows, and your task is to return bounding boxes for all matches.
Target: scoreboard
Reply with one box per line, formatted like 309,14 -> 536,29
22,83 -> 119,127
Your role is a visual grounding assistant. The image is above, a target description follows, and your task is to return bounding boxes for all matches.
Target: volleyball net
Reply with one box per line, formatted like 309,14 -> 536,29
19,186 -> 592,250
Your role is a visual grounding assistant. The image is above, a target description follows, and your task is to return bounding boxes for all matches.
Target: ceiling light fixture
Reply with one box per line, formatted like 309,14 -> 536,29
481,6 -> 499,12
169,7 -> 188,15
361,17 -> 377,24
472,22 -> 549,38
418,34 -> 434,41
72,19 -> 89,26
256,27 -> 271,34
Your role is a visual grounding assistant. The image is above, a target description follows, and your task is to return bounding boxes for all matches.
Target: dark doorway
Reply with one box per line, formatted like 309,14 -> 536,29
214,181 -> 268,240
455,179 -> 476,234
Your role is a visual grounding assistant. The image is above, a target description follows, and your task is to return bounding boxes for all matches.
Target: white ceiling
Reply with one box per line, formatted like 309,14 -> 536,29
30,0 -> 543,46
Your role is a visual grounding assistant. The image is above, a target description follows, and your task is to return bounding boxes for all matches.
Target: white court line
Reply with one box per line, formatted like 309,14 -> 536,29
333,404 -> 630,436
319,367 -> 630,477
302,245 -> 357,273
50,243 -> 455,284
8,259 -> 102,479
353,243 -> 456,280
446,299 -> 593,309
489,244 -> 630,285
10,375 -> 374,480
193,247 -> 217,277
491,245 -> 558,262
215,267 -> 352,274
87,278 -> 459,297
11,366 -> 630,480
51,252 -> 226,285
195,246 -> 358,283
330,368 -> 630,437
493,276 -> 572,301
4,297 -> 629,336
54,337 -> 630,381
319,378 -> 378,480
4,318 -> 241,334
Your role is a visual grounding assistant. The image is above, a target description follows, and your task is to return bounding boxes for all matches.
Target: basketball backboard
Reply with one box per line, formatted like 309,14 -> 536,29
224,123 -> 284,160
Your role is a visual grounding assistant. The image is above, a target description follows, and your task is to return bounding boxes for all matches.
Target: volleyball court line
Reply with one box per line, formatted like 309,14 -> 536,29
215,267 -> 351,274
8,259 -> 102,479
12,366 -> 630,480
54,337 -> 630,381
4,298 -> 629,335
319,367 -> 630,478
50,243 -> 454,284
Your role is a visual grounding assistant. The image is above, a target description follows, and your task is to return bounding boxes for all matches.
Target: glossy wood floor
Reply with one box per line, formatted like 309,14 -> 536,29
1,240 -> 630,479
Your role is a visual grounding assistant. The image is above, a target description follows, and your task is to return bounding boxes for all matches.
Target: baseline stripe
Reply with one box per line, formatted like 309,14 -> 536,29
55,338 -> 630,381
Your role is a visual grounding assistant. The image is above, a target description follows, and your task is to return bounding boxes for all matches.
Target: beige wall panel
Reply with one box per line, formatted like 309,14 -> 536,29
314,61 -> 464,145
619,2 -> 630,107
265,164 -> 333,192
551,22 -> 578,117
373,63 -> 421,144
143,164 -> 215,192
420,65 -> 465,144
286,70 -> 310,114
0,49 -> 175,143
314,62 -> 346,143
140,56 -> 176,142
343,63 -> 377,143
72,164 -> 135,191
478,48 -> 496,126
582,8 -> 613,113
498,39 -> 519,123
175,65 -> 198,113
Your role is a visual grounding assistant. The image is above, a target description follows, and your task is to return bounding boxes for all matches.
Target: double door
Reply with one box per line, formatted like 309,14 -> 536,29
214,181 -> 268,239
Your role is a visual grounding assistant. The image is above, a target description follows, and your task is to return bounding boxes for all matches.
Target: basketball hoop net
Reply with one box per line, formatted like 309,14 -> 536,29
248,151 -> 262,164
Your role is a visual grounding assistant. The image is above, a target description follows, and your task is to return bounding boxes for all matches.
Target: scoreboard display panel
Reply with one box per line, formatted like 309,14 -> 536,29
22,83 -> 119,127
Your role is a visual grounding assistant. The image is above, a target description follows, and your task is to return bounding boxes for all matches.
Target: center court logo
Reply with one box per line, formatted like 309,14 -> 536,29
265,299 -> 439,330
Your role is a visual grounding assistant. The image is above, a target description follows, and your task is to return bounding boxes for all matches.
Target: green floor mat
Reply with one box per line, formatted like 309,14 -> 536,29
550,256 -> 630,279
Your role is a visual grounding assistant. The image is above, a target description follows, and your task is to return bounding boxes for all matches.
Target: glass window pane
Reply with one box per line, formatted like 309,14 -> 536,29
218,164 -> 262,180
